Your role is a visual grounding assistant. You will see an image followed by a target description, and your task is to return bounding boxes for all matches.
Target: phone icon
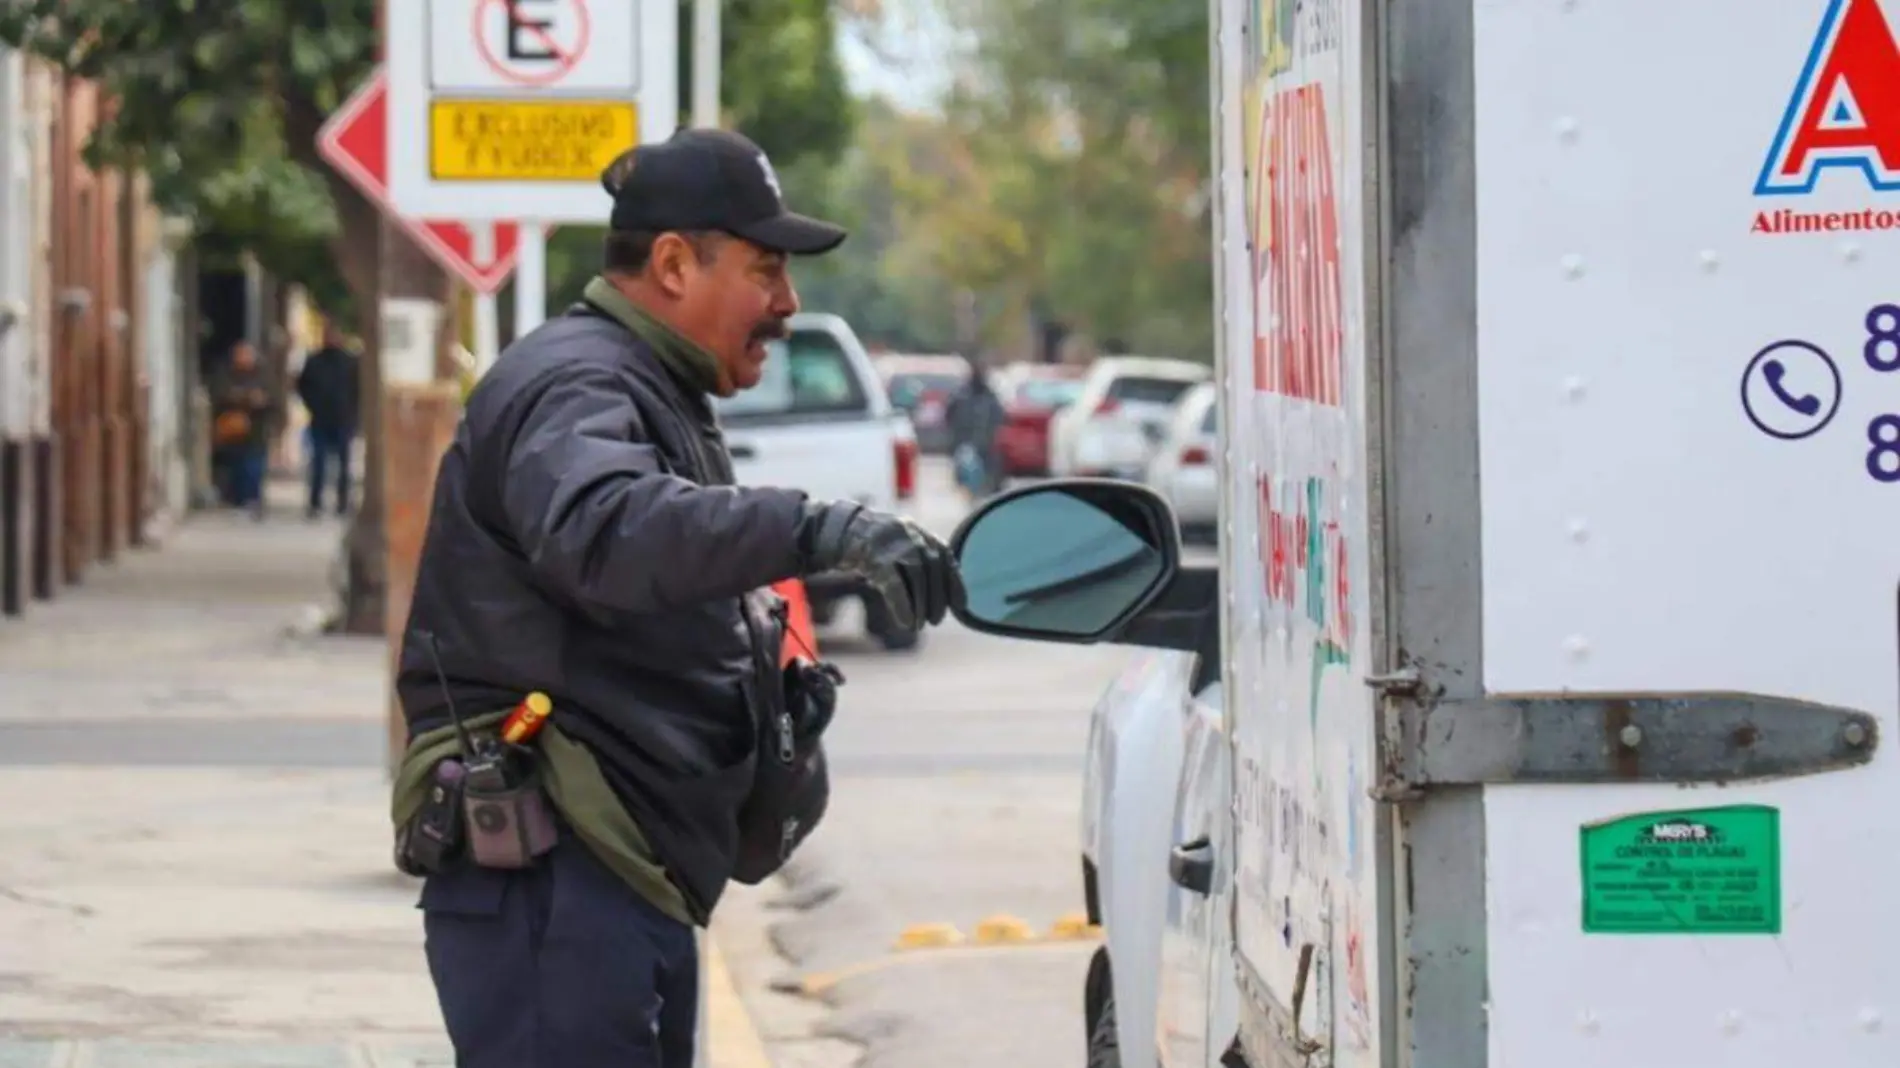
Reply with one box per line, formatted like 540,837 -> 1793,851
1742,340 -> 1839,441
1763,358 -> 1820,416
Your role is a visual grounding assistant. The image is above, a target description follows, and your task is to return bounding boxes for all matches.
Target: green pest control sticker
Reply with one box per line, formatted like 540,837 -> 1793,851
1579,805 -> 1780,935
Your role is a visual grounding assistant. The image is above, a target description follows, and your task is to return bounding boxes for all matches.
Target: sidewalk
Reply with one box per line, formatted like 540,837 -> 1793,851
0,480 -> 772,1065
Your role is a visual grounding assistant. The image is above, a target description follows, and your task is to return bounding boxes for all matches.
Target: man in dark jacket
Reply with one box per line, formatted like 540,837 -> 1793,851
295,325 -> 359,518
390,128 -> 964,1068
207,339 -> 277,519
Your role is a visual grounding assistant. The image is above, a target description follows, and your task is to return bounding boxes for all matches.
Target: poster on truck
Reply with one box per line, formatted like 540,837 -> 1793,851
1473,0 -> 1900,1065
1223,0 -> 1381,1059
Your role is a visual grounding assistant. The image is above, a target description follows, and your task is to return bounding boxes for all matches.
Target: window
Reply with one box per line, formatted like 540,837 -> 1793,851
715,328 -> 868,421
1017,378 -> 1083,408
1107,375 -> 1198,406
886,372 -> 964,410
1200,402 -> 1217,434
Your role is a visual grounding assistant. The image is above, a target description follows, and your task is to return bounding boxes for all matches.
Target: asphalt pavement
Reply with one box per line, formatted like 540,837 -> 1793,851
711,461 -> 1142,1068
0,462 -> 1158,1067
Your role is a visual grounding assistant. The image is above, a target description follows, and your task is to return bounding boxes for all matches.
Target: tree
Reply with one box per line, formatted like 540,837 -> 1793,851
838,0 -> 1216,361
0,1 -> 401,320
1,0 -> 866,632
0,0 -> 457,634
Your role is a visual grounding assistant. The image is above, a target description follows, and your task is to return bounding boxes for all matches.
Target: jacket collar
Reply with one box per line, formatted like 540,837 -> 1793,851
582,276 -> 723,397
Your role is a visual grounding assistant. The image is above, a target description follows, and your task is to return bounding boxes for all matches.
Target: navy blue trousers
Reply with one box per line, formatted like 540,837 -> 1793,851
420,834 -> 699,1067
305,426 -> 352,514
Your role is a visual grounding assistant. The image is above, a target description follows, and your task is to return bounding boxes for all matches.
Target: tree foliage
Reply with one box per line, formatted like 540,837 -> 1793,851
805,0 -> 1216,362
0,0 -> 380,321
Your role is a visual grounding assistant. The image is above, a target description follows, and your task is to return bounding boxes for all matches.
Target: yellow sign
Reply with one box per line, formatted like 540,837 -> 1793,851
428,99 -> 637,182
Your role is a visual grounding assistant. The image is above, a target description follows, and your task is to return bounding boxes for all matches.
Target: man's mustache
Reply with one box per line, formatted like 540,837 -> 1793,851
750,320 -> 790,344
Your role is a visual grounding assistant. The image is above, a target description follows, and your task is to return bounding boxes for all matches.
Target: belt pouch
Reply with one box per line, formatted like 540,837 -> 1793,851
462,762 -> 559,869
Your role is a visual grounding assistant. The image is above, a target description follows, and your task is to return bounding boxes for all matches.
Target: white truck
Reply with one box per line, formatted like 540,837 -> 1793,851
716,311 -> 924,650
950,0 -> 1899,1065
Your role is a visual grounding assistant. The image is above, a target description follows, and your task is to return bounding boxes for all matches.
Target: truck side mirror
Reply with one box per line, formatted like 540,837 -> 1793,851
949,479 -> 1183,643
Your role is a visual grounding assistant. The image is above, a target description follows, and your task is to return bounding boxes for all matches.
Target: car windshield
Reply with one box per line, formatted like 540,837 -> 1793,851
1107,375 -> 1199,406
1016,378 -> 1083,408
715,330 -> 867,419
886,372 -> 964,409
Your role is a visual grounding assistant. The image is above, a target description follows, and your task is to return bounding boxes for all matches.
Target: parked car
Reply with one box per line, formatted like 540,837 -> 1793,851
717,313 -> 924,651
875,353 -> 969,454
1143,382 -> 1218,542
1047,357 -> 1211,480
1077,648 -> 1233,1068
993,363 -> 1085,478
949,484 -> 1236,1067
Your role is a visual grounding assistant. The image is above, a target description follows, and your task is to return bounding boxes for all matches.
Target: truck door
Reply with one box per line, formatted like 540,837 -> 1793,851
1213,0 -> 1389,1063
1373,1 -> 1900,1067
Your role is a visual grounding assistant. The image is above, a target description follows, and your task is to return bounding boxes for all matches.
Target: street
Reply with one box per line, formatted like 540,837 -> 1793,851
0,462 -> 1144,1067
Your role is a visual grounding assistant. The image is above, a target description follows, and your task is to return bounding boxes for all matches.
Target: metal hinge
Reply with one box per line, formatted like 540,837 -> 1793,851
1373,674 -> 1878,799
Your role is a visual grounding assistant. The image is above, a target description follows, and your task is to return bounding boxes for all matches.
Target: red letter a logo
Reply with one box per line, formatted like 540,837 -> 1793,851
1758,0 -> 1900,195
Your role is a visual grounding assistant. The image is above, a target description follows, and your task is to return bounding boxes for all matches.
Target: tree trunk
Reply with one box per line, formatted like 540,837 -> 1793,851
332,179 -> 386,635
287,95 -> 454,636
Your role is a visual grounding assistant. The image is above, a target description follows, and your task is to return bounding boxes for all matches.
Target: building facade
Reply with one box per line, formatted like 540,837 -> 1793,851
0,48 -> 198,622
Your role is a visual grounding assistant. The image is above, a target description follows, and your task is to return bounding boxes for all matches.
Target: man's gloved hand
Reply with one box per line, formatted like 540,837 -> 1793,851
797,500 -> 964,630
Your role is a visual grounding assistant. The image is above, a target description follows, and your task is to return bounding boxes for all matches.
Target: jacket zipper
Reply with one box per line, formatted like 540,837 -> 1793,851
746,595 -> 796,766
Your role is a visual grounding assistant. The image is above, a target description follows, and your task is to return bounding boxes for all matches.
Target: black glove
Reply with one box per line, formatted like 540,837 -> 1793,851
784,658 -> 844,743
796,501 -> 964,630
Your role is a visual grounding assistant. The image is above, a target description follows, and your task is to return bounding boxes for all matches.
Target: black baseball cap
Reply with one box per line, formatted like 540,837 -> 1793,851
601,128 -> 847,255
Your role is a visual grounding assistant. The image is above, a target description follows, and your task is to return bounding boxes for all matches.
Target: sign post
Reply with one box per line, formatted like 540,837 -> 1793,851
386,0 -> 678,330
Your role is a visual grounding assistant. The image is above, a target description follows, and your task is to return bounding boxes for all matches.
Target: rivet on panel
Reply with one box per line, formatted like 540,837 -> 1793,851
1844,722 -> 1869,748
1561,254 -> 1586,278
1843,242 -> 1863,264
1565,635 -> 1590,660
1698,250 -> 1720,273
1720,1010 -> 1744,1036
1564,376 -> 1587,401
1555,117 -> 1579,144
1567,519 -> 1589,543
1859,1008 -> 1883,1033
1577,1009 -> 1600,1035
1618,724 -> 1643,748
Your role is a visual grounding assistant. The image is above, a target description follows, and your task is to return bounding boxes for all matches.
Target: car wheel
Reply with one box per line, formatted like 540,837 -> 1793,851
1087,992 -> 1121,1068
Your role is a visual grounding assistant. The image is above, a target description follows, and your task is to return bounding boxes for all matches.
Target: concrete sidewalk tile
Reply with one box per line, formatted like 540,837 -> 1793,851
83,1043 -> 352,1067
360,1043 -> 453,1067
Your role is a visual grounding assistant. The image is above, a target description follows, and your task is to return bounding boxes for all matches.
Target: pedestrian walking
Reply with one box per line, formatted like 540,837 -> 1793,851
207,339 -> 277,519
946,353 -> 1007,500
295,323 -> 360,518
387,127 -> 964,1068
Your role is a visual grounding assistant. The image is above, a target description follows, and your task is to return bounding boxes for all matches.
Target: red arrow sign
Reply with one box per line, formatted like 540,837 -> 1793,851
318,69 -> 522,295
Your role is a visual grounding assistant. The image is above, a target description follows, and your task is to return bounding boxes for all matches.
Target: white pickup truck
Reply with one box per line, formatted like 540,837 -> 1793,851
714,311 -> 924,651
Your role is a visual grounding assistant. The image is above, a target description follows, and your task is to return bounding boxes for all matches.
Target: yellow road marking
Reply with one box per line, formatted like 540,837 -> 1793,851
795,934 -> 1104,998
893,915 -> 1104,951
972,914 -> 1036,944
893,921 -> 966,950
1048,912 -> 1103,940
705,936 -> 773,1068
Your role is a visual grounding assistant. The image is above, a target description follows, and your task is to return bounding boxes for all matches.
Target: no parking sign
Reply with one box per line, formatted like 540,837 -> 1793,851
386,0 -> 677,223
